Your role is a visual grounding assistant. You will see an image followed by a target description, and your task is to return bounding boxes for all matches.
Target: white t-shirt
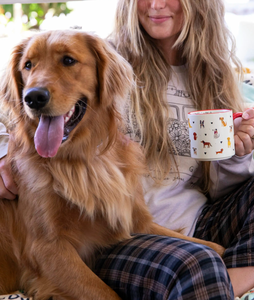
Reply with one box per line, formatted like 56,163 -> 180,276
126,65 -> 254,236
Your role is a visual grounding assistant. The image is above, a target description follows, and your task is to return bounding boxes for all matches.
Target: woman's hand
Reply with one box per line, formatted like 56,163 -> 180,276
234,107 -> 254,156
0,156 -> 18,199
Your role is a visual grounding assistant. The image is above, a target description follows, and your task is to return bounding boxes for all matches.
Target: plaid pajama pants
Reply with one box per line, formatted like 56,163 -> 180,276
194,177 -> 254,269
93,177 -> 254,300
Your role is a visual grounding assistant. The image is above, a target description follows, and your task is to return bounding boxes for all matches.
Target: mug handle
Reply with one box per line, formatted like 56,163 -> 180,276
233,112 -> 242,120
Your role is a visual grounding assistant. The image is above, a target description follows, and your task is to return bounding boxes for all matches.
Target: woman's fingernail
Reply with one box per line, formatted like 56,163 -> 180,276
242,112 -> 250,119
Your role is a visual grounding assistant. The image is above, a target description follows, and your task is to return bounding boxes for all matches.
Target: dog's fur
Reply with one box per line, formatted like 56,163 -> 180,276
0,30 -> 224,300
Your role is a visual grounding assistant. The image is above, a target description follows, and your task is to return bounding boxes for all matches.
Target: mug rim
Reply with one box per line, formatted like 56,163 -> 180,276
188,109 -> 232,116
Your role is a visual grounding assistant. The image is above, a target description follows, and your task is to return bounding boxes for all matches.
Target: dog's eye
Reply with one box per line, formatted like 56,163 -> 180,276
62,56 -> 77,66
24,61 -> 32,70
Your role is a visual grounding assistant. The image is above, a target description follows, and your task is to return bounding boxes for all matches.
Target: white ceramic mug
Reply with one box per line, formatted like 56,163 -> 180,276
188,109 -> 242,161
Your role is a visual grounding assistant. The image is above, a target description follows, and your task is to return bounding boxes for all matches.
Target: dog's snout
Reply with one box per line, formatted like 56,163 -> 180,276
24,87 -> 50,110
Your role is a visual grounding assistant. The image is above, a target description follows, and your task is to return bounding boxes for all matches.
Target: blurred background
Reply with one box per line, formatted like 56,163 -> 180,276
0,0 -> 118,74
0,0 -> 254,74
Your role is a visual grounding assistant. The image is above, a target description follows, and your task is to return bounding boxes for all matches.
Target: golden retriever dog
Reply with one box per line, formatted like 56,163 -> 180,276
0,30 -> 224,300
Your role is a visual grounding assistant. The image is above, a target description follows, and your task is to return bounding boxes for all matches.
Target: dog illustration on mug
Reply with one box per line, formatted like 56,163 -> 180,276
201,140 -> 212,148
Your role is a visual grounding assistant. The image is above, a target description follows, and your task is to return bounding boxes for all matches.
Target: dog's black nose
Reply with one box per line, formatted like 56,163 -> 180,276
24,87 -> 50,110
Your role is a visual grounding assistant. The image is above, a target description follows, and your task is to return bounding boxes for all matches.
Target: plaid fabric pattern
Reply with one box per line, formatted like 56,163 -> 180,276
194,177 -> 254,269
0,291 -> 31,299
94,235 -> 233,300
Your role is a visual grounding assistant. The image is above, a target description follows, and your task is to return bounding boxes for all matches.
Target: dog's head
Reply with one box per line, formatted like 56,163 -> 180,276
1,30 -> 133,158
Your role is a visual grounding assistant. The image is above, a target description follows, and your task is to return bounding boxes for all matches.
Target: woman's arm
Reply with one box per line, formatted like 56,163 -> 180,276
209,153 -> 254,200
209,108 -> 254,200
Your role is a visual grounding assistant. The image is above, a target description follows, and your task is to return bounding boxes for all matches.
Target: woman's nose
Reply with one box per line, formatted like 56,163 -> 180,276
150,0 -> 166,10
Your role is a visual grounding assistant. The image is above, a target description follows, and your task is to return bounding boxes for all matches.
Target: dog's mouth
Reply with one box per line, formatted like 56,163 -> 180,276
63,98 -> 87,141
34,98 -> 87,158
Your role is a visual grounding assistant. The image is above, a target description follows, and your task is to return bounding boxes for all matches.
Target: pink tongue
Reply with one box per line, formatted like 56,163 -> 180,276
34,115 -> 64,158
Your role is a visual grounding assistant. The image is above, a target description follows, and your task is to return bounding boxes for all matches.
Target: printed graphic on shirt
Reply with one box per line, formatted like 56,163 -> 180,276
167,84 -> 191,99
123,71 -> 200,187
167,84 -> 193,157
124,83 -> 195,159
168,118 -> 190,156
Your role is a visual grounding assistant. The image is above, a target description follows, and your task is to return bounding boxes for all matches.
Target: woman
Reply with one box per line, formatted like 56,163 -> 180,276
0,0 -> 254,299
94,0 -> 254,298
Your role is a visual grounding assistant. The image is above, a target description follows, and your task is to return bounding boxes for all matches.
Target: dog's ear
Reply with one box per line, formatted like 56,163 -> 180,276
83,34 -> 133,153
0,37 -> 31,118
85,34 -> 133,110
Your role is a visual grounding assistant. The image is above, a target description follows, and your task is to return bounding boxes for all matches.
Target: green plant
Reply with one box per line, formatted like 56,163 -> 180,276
0,3 -> 73,30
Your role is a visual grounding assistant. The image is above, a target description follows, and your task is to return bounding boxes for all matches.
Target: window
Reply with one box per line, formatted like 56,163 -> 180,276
224,0 -> 254,68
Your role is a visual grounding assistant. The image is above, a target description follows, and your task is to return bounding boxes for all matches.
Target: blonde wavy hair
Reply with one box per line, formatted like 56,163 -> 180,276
110,0 -> 244,190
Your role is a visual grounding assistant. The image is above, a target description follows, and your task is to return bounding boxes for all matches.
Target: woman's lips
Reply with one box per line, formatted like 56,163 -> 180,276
149,16 -> 171,24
